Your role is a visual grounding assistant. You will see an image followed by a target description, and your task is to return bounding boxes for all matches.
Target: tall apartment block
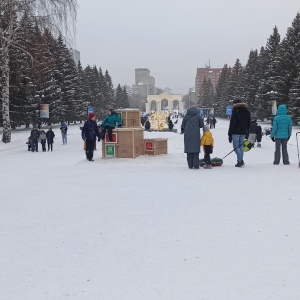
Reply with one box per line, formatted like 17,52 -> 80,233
131,68 -> 156,110
195,67 -> 223,101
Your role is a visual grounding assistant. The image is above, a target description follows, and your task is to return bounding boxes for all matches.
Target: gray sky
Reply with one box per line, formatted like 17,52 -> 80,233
74,0 -> 300,94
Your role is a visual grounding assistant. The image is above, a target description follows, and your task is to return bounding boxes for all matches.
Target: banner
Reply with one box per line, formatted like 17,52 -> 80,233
40,104 -> 49,118
226,106 -> 232,116
271,100 -> 277,115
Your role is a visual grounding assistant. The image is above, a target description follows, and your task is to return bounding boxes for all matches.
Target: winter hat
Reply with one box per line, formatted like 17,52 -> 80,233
203,125 -> 210,132
89,112 -> 96,120
232,98 -> 241,104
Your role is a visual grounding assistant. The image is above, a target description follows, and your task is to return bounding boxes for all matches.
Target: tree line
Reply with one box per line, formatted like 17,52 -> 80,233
199,12 -> 300,124
0,0 -> 129,143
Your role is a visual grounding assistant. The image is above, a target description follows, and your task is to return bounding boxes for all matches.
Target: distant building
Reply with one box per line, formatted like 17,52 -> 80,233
195,67 -> 223,101
69,48 -> 80,66
146,92 -> 184,115
130,68 -> 157,110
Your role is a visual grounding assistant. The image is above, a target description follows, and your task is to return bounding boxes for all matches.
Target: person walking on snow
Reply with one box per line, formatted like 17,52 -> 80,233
40,130 -> 47,152
181,106 -> 204,169
82,112 -> 101,161
60,122 -> 68,144
228,98 -> 251,167
30,126 -> 40,152
201,125 -> 214,169
270,104 -> 292,165
248,120 -> 258,147
46,127 -> 55,151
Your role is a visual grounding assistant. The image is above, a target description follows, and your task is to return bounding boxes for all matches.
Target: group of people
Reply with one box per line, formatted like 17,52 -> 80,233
27,126 -> 55,152
81,108 -> 122,161
181,98 -> 293,169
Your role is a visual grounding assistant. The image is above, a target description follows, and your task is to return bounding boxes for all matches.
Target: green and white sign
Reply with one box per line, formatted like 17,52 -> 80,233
105,144 -> 115,158
117,112 -> 122,120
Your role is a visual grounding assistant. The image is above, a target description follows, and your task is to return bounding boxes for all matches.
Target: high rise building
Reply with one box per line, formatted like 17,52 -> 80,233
130,68 -> 156,110
195,67 -> 223,101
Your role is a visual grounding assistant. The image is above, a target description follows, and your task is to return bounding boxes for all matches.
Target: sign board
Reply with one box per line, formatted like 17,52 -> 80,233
40,104 -> 49,118
88,107 -> 94,113
145,141 -> 154,151
105,144 -> 115,158
199,108 -> 204,116
117,112 -> 122,120
226,106 -> 232,116
105,133 -> 117,143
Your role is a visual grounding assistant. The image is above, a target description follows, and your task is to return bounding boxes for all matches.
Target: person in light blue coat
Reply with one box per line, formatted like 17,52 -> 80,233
270,104 -> 292,165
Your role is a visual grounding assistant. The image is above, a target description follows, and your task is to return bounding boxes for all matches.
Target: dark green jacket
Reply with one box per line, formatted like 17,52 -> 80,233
101,113 -> 122,128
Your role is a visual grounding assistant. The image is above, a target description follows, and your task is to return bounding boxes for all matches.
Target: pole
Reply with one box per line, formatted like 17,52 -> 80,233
296,132 -> 300,167
222,141 -> 245,160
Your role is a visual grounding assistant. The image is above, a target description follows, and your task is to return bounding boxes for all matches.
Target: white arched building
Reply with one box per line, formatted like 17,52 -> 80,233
145,93 -> 184,115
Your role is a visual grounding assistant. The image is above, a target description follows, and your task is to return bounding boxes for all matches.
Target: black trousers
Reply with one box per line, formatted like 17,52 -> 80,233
203,145 -> 212,165
31,139 -> 38,152
47,142 -> 53,151
187,153 -> 199,169
101,125 -> 113,141
86,140 -> 95,160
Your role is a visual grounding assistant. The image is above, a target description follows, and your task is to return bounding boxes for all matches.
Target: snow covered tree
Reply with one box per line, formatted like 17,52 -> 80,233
0,0 -> 77,143
214,64 -> 230,117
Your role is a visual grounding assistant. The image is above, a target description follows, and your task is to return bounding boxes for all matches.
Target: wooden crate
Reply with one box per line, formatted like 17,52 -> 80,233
116,109 -> 141,128
144,138 -> 168,155
102,128 -> 144,159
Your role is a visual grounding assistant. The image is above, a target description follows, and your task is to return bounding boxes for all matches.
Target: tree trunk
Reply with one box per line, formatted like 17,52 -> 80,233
1,51 -> 11,143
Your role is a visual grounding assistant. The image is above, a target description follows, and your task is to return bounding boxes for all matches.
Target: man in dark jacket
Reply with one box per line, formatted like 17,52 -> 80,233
181,106 -> 204,169
228,99 -> 251,167
30,126 -> 40,152
46,127 -> 55,151
82,112 -> 101,161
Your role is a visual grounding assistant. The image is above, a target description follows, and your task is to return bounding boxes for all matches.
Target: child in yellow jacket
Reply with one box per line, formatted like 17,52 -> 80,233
201,125 -> 214,169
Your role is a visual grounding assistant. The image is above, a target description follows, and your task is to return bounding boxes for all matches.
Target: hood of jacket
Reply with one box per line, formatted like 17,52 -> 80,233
276,104 -> 287,116
186,106 -> 199,116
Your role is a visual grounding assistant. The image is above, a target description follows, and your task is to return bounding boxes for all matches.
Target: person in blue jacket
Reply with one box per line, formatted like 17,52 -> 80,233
101,108 -> 122,142
82,112 -> 101,161
270,104 -> 292,165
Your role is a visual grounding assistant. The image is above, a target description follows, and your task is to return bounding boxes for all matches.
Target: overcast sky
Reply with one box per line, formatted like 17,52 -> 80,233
74,0 -> 300,94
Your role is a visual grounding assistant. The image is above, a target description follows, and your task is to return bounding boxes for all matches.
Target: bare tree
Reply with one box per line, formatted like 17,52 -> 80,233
0,0 -> 77,143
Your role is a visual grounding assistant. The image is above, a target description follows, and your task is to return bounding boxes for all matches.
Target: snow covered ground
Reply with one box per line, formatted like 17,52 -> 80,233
1,118 -> 300,300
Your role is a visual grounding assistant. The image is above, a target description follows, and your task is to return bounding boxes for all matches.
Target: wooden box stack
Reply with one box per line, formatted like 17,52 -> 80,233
144,138 -> 168,155
102,128 -> 144,159
116,109 -> 141,128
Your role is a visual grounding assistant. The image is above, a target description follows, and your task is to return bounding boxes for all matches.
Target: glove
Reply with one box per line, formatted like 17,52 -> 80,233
181,128 -> 184,134
287,137 -> 290,141
228,135 -> 232,143
98,137 -> 101,142
118,124 -> 122,128
271,137 -> 275,142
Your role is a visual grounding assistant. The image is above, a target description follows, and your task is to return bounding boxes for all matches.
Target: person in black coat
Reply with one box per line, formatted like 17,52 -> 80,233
46,127 -> 55,151
82,112 -> 101,161
30,126 -> 40,152
168,119 -> 174,130
181,106 -> 204,169
228,98 -> 251,167
144,119 -> 151,130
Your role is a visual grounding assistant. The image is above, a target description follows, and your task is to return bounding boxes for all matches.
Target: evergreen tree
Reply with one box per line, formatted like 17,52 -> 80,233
115,84 -> 123,108
215,64 -> 230,117
276,13 -> 300,122
122,86 -> 130,108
